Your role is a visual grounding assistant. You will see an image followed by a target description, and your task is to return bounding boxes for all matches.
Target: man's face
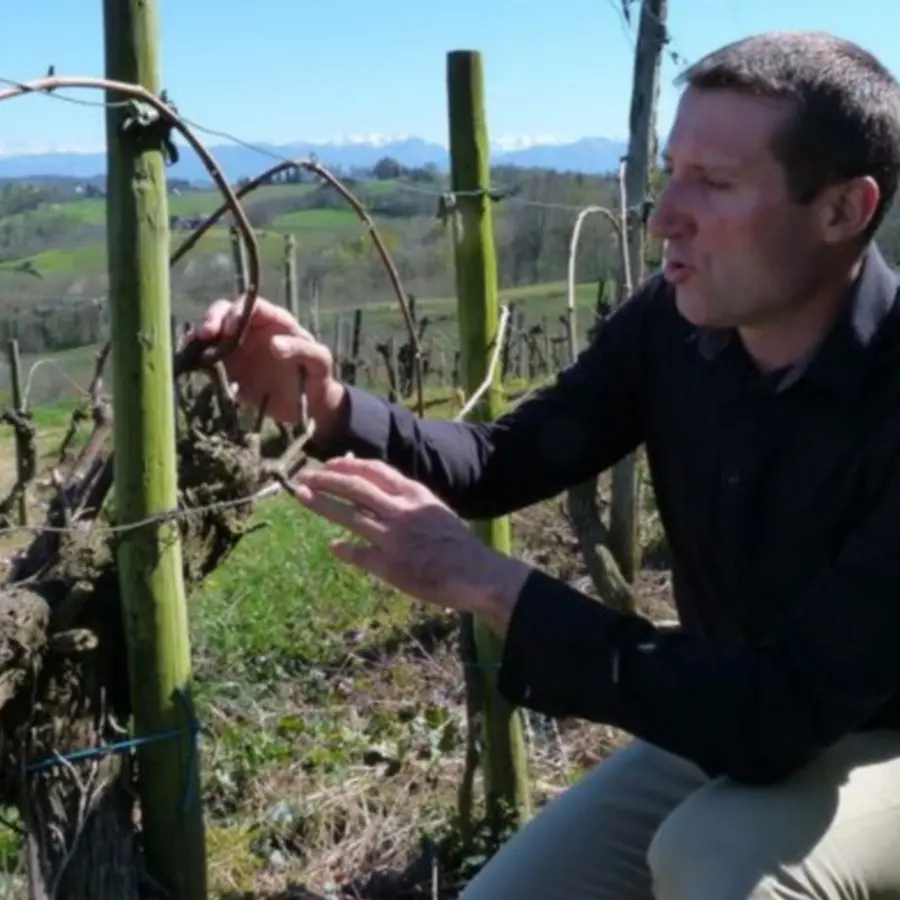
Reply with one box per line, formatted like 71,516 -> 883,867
648,86 -> 826,329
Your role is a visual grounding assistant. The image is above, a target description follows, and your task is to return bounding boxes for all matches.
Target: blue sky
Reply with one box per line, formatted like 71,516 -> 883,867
1,0 -> 898,154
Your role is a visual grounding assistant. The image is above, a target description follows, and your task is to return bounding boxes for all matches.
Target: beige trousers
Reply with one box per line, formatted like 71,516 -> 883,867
459,732 -> 900,900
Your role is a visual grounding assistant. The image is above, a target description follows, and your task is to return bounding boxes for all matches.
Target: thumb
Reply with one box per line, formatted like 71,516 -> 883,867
270,334 -> 333,377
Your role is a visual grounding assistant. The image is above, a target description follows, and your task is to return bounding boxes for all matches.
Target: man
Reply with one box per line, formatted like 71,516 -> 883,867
194,30 -> 900,900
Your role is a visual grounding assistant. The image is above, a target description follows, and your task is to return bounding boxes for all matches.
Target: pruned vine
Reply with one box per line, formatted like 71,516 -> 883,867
0,71 -> 416,899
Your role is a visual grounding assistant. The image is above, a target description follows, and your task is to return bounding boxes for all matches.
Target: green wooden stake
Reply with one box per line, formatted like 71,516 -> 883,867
609,0 -> 668,583
446,48 -> 532,836
102,0 -> 207,896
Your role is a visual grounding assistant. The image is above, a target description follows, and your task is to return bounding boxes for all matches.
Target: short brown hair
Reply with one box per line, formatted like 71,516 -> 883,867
679,30 -> 900,240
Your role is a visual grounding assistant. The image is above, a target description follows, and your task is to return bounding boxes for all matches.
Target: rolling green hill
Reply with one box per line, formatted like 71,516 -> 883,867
0,165 -> 626,363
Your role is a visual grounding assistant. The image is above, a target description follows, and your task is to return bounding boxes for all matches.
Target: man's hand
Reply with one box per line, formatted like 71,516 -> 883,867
292,455 -> 533,633
190,296 -> 347,436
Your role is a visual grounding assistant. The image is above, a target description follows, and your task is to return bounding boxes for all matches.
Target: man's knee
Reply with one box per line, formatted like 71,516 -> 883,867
646,787 -> 759,900
460,740 -> 707,900
646,732 -> 900,900
646,774 -> 850,900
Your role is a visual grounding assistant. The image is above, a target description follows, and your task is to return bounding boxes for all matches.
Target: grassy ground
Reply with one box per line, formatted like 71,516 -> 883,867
0,370 -> 673,898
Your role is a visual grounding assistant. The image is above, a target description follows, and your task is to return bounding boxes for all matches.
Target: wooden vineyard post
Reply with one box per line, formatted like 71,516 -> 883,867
7,338 -> 29,526
102,0 -> 207,896
230,224 -> 249,295
284,232 -> 300,319
608,0 -> 668,582
310,278 -> 322,339
446,49 -> 532,838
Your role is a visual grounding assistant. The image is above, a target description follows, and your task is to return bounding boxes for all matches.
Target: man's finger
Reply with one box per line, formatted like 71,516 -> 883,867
221,295 -> 295,336
192,298 -> 234,340
193,296 -> 264,340
193,296 -> 314,346
293,484 -> 388,543
321,456 -> 420,497
294,469 -> 396,515
269,334 -> 333,375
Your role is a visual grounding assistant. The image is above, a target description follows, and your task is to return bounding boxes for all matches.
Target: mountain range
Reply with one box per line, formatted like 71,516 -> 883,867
0,135 -> 630,182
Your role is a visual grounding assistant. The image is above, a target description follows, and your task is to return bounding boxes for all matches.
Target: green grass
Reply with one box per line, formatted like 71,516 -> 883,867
189,496 -> 427,780
0,214 -> 348,279
18,184 -> 319,228
270,207 -> 361,231
170,183 -> 317,218
4,243 -> 108,277
2,180 -> 421,241
7,182 -> 408,235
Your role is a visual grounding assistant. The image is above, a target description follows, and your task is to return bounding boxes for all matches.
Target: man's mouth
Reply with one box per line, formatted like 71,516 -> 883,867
663,258 -> 696,285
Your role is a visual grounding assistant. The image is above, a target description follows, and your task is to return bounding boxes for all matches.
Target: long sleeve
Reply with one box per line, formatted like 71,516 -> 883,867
496,445 -> 900,785
314,281 -> 655,520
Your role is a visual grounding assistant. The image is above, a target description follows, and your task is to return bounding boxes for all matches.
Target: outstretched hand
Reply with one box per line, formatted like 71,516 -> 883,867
292,455 -> 531,632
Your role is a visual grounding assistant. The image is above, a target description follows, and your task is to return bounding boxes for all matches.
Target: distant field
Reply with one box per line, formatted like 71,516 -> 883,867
0,344 -> 103,407
0,214 -> 368,279
17,182 -> 320,228
0,215 -> 420,284
8,180 -> 398,230
0,279 -> 600,407
270,207 -> 361,231
323,278 -> 605,342
0,179 -> 411,278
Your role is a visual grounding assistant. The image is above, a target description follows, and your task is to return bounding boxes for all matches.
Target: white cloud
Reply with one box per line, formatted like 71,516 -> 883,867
0,139 -> 105,157
0,132 -> 587,158
491,133 -> 565,152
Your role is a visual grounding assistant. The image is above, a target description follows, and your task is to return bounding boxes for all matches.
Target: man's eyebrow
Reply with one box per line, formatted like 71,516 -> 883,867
662,150 -> 745,174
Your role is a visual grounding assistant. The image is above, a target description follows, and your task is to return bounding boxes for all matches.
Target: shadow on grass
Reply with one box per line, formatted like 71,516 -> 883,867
316,613 -> 458,674
217,837 -> 485,898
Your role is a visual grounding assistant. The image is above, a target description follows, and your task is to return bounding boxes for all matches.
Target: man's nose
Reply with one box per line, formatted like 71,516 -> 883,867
648,183 -> 692,240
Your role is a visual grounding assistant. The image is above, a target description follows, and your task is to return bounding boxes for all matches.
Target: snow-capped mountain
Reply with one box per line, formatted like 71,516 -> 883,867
0,134 -> 629,181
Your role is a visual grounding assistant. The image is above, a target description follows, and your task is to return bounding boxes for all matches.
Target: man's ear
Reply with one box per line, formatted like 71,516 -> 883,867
820,175 -> 881,244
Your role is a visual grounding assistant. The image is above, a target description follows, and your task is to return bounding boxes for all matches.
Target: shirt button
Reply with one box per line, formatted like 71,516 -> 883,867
725,472 -> 740,486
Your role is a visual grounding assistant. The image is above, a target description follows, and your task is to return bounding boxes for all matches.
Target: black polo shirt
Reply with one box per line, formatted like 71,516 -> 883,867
325,242 -> 900,784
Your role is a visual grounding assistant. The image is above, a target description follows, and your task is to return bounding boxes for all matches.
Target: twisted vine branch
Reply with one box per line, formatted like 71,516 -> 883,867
171,157 -> 426,416
1,76 -> 426,417
0,74 -> 261,374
